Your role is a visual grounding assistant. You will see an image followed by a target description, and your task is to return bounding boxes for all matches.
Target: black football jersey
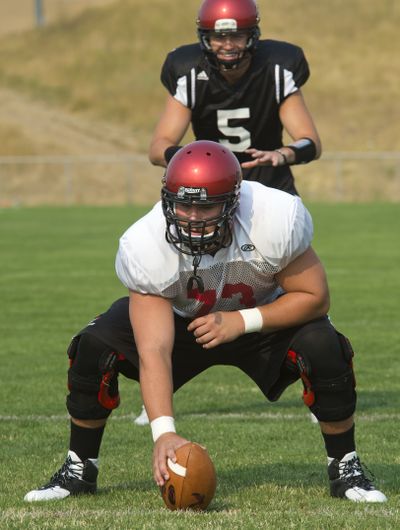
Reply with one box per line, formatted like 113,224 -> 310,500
161,39 -> 310,194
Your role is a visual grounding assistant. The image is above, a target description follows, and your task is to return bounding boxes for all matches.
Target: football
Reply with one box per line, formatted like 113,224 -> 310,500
160,442 -> 217,511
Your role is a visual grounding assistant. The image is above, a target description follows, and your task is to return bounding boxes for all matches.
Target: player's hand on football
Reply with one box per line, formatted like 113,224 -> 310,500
188,311 -> 244,348
153,432 -> 189,486
241,148 -> 283,168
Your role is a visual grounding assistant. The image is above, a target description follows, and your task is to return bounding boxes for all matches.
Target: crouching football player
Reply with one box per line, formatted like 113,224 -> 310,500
25,141 -> 386,503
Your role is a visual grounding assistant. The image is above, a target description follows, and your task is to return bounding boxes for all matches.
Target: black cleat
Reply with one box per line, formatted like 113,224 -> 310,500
328,451 -> 387,502
24,450 -> 98,502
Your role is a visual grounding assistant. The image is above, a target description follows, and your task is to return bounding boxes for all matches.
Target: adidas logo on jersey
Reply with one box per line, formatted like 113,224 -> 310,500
197,71 -> 209,81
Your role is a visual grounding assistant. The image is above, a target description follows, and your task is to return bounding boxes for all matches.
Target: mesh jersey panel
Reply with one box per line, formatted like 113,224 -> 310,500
163,257 -> 281,317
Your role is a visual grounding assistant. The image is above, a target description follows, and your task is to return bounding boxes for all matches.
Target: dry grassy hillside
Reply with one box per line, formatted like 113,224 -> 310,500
0,0 -> 399,152
0,0 -> 399,203
0,0 -> 118,35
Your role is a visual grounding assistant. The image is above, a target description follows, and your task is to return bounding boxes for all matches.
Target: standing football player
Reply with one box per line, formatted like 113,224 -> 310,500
149,0 -> 322,195
139,0 -> 323,427
25,141 -> 386,504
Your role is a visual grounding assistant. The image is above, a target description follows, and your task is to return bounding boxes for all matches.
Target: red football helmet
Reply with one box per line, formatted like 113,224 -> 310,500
162,140 -> 242,257
197,0 -> 260,69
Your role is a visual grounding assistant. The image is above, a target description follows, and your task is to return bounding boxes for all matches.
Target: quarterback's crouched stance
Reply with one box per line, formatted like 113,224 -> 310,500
25,141 -> 386,504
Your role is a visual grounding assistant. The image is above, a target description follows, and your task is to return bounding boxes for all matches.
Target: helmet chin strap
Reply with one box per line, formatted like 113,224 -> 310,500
187,254 -> 205,293
218,58 -> 241,70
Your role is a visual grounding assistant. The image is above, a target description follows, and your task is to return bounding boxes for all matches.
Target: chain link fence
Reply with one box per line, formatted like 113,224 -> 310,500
0,152 -> 399,207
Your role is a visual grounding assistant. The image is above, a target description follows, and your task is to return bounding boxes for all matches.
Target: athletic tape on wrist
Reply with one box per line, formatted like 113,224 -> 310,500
150,416 -> 176,442
238,308 -> 263,333
164,146 -> 183,164
287,138 -> 316,165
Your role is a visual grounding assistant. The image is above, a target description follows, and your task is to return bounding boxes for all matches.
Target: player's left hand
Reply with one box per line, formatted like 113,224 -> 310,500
188,311 -> 244,348
241,148 -> 282,168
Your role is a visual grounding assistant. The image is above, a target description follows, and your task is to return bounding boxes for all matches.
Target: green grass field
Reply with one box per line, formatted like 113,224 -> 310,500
0,203 -> 399,529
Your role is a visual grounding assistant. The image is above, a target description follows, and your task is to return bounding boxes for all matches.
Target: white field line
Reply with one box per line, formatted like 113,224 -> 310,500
0,412 -> 399,422
0,501 -> 399,516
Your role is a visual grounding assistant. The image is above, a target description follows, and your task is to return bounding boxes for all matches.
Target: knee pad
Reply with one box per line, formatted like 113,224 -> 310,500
67,367 -> 116,420
66,334 -> 120,420
289,321 -> 357,422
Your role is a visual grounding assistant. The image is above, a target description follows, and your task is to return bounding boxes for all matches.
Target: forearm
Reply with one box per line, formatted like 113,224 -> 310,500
188,291 -> 329,351
128,291 -> 175,421
148,94 -> 191,167
139,353 -> 174,421
148,137 -> 171,167
279,91 -> 322,162
256,290 -> 329,333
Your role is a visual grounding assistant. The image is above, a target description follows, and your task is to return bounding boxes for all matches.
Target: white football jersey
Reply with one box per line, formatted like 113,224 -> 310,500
116,181 -> 313,318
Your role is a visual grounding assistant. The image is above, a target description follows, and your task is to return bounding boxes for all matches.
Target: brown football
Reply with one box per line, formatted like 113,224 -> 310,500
160,442 -> 217,511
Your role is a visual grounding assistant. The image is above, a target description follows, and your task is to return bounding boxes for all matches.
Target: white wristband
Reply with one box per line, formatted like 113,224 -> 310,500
150,416 -> 176,442
238,308 -> 263,333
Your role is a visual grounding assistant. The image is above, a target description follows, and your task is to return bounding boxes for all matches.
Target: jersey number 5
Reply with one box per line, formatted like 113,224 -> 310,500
217,109 -> 251,152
